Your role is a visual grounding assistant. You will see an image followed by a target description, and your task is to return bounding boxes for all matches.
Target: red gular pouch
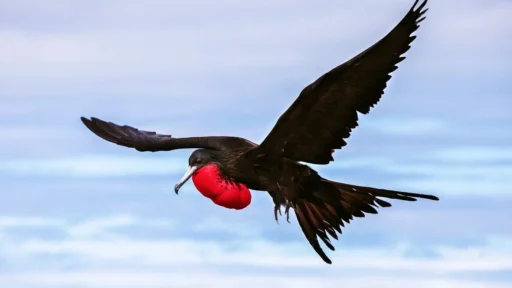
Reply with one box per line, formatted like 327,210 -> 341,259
191,164 -> 252,210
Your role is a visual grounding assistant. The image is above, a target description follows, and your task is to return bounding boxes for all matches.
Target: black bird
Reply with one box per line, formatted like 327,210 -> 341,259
81,0 -> 437,264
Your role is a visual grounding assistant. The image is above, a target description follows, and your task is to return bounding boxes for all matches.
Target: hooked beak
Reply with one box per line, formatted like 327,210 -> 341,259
174,165 -> 198,194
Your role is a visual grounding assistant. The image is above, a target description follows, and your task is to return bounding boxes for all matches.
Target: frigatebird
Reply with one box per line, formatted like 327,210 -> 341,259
81,0 -> 438,264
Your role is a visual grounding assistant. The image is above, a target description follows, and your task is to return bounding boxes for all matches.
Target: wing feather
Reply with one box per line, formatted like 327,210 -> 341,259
81,117 -> 256,152
258,0 -> 429,164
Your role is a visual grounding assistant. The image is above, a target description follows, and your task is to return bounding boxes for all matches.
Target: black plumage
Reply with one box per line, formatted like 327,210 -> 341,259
81,0 -> 438,264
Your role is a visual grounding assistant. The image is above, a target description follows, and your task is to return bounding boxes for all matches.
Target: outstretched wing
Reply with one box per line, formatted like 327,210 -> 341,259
81,117 -> 257,152
257,0 -> 428,164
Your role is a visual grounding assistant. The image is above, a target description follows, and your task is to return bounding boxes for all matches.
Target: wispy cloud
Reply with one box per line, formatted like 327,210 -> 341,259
0,215 -> 511,287
1,272 -> 509,288
66,214 -> 171,239
14,237 -> 512,271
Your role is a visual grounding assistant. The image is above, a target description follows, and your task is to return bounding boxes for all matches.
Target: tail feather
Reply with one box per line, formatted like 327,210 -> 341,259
334,181 -> 440,201
293,179 -> 439,264
295,202 -> 333,264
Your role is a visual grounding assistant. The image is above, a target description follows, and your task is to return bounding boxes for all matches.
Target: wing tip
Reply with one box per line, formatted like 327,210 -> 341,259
396,191 -> 440,201
80,116 -> 105,128
80,116 -> 95,131
80,116 -> 90,124
412,0 -> 429,23
412,0 -> 428,11
80,116 -> 106,133
79,116 -> 122,145
426,195 -> 440,201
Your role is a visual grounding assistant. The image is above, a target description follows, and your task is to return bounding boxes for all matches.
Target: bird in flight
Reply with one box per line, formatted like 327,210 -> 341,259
81,0 -> 437,264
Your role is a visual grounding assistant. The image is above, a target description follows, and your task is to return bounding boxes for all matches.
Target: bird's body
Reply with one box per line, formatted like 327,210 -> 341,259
81,0 -> 437,264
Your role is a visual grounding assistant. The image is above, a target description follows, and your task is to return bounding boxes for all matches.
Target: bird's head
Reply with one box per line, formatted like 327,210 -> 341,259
174,149 -> 219,194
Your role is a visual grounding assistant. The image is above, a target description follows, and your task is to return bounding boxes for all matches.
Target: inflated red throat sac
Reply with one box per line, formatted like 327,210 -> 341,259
191,164 -> 251,210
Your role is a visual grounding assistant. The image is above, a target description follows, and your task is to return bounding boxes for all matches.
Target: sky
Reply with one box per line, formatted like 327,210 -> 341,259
0,0 -> 511,287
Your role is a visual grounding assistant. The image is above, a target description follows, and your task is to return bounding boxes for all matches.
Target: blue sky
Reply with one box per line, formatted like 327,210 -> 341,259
1,0 -> 511,287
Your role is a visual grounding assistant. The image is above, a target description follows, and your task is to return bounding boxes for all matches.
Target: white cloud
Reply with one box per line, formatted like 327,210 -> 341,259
2,231 -> 512,287
0,213 -> 511,287
67,214 -> 138,238
67,214 -> 174,239
0,215 -> 174,236
191,217 -> 262,237
1,271 -> 508,288
0,215 -> 510,271
13,236 -> 512,271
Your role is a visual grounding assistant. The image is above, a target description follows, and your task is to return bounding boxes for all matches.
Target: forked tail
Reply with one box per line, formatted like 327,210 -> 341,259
293,179 -> 439,264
